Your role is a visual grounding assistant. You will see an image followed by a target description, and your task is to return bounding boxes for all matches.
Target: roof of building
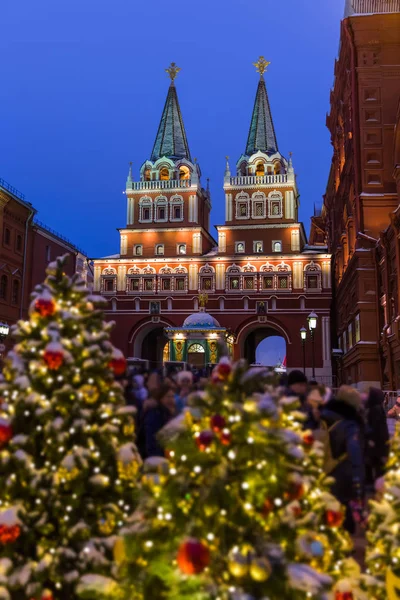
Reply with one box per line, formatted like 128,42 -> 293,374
344,0 -> 400,16
182,311 -> 221,329
150,79 -> 191,163
245,75 -> 278,156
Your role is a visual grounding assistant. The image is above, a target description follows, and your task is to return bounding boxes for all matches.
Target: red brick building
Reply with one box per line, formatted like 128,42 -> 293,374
0,179 -> 90,351
93,60 -> 333,380
320,0 -> 400,389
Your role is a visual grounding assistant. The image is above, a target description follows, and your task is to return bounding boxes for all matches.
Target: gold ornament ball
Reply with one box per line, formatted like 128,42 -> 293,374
228,544 -> 255,579
80,384 -> 100,404
250,557 -> 272,582
118,459 -> 140,481
123,421 -> 135,436
98,512 -> 117,535
228,558 -> 249,579
114,537 -> 127,565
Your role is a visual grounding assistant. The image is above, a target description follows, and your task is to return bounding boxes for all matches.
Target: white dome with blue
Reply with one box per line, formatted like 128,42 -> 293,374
182,312 -> 221,329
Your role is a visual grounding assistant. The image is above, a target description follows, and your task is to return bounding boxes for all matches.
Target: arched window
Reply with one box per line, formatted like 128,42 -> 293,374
4,229 -> 10,246
0,275 -> 9,300
144,169 -> 151,181
156,244 -> 164,256
188,343 -> 205,354
134,245 -> 143,256
179,166 -> 190,180
160,168 -> 169,181
16,234 -> 22,252
255,162 -> 265,177
273,241 -> 282,253
274,163 -> 281,175
178,244 -> 186,255
12,279 -> 19,304
239,163 -> 247,176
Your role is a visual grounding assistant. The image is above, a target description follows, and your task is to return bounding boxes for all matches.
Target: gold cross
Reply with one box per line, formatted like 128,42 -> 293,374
253,56 -> 271,77
166,62 -> 181,82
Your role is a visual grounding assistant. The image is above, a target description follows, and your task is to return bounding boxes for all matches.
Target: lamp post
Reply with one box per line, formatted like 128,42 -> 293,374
300,327 -> 307,375
0,322 -> 10,358
307,311 -> 318,379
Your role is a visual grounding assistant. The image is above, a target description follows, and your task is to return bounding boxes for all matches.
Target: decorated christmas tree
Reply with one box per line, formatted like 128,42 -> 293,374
363,427 -> 400,599
0,255 -> 141,600
115,358 -> 354,600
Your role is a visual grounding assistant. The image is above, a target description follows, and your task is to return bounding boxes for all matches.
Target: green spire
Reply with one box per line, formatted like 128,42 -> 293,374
150,63 -> 191,162
245,57 -> 278,156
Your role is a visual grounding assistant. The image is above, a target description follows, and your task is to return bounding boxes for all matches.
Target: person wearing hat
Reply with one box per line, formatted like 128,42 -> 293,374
320,385 -> 366,533
285,370 -> 320,430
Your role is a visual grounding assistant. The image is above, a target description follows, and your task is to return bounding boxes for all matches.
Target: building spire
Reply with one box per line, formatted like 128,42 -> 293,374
150,62 -> 192,162
245,56 -> 278,156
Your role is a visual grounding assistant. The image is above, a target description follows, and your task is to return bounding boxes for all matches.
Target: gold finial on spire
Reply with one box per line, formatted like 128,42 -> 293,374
253,56 -> 271,78
166,62 -> 181,83
225,155 -> 229,161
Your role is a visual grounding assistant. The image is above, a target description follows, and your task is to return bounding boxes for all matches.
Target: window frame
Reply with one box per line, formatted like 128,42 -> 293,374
254,241 -> 263,253
15,234 -> 23,253
4,228 -> 11,247
134,244 -> 143,256
251,192 -> 266,219
272,240 -> 282,253
155,244 -> 164,256
235,241 -> 245,254
0,274 -> 8,300
170,195 -> 184,223
11,279 -> 20,305
177,243 -> 187,255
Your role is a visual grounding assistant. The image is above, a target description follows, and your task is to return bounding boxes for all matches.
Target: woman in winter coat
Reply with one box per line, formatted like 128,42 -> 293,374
365,387 -> 389,482
320,385 -> 365,533
137,384 -> 176,459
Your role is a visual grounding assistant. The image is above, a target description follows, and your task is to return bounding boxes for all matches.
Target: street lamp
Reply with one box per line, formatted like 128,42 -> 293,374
307,311 -> 318,379
0,322 -> 10,358
0,323 -> 10,340
300,327 -> 307,374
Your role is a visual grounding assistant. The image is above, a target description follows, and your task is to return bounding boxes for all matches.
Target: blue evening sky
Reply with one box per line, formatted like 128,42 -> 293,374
1,0 -> 343,258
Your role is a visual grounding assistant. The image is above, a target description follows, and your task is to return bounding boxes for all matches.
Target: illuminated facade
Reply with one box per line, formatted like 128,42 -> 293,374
320,1 -> 400,389
92,60 -> 333,379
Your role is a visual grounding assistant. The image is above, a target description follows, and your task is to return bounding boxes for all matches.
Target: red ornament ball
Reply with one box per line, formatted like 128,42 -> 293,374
285,482 -> 304,501
196,430 -> 214,451
220,430 -> 231,446
303,432 -> 314,446
0,423 -> 13,449
43,350 -> 64,371
177,538 -> 210,575
34,297 -> 56,317
41,594 -> 54,600
335,592 -> 353,600
210,414 -> 226,433
0,524 -> 20,545
109,355 -> 127,377
326,510 -> 344,528
262,498 -> 274,517
216,361 -> 232,379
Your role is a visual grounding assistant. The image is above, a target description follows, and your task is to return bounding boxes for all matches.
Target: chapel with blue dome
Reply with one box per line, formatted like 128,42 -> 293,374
164,309 -> 234,368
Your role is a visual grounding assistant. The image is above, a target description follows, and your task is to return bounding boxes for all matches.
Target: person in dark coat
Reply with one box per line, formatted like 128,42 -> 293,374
365,387 -> 389,482
138,384 -> 176,459
321,385 -> 365,533
285,370 -> 318,430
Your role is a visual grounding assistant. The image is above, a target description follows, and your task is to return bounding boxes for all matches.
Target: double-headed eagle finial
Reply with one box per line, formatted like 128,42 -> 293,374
166,62 -> 181,83
253,56 -> 271,78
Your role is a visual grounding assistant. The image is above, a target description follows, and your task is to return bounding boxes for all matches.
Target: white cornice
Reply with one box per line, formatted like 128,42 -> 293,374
215,223 -> 301,231
92,252 -> 331,264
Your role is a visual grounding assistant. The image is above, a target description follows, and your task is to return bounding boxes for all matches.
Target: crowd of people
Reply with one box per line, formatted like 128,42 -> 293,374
119,364 -> 397,536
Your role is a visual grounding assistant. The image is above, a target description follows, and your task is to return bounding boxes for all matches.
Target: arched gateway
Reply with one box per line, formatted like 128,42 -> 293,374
93,61 -> 333,385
